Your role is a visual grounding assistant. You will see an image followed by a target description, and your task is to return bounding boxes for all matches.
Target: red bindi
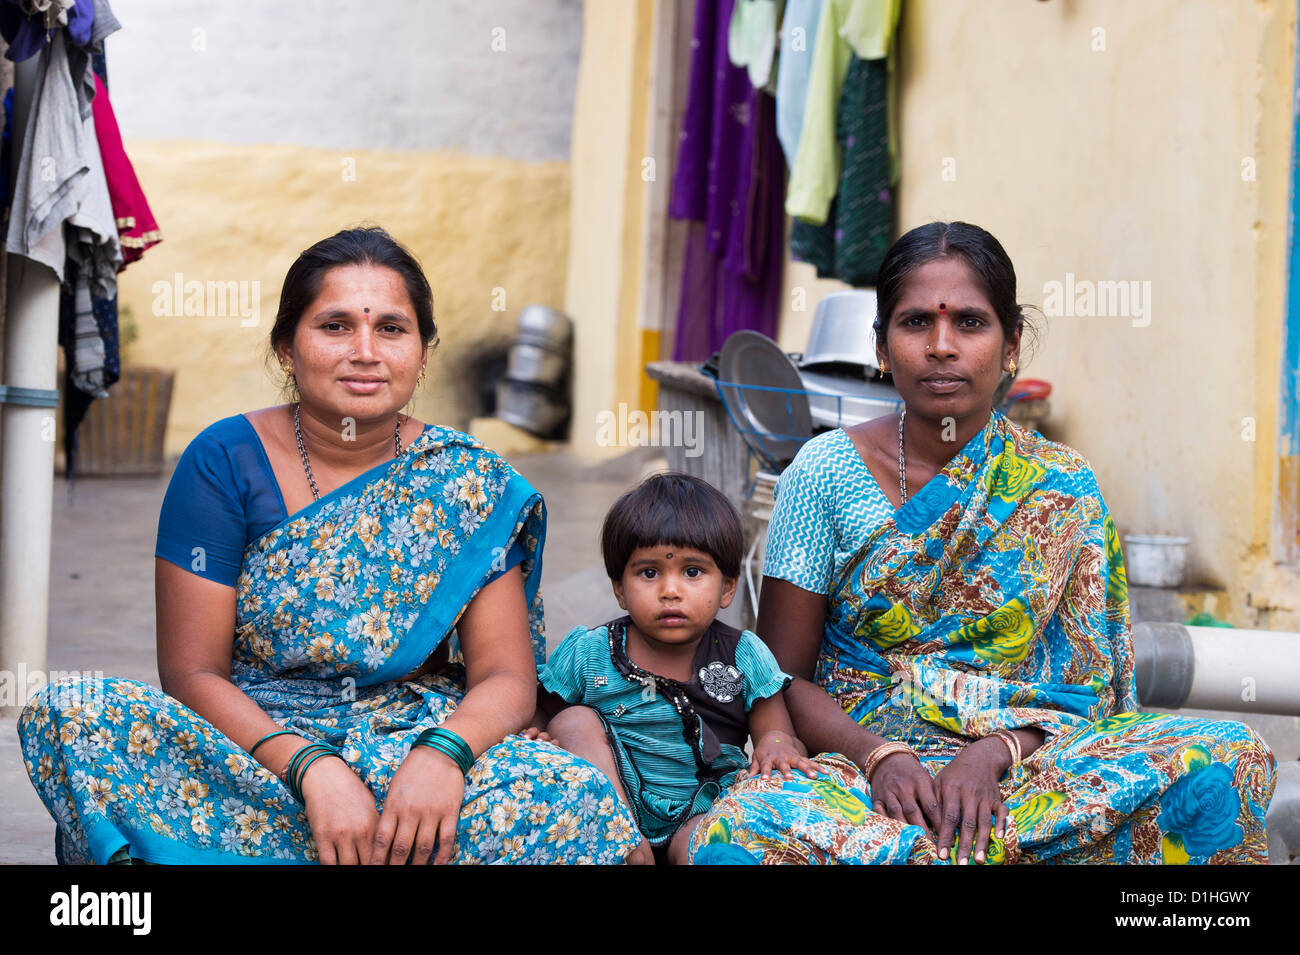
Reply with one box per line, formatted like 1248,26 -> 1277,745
938,302 -> 946,312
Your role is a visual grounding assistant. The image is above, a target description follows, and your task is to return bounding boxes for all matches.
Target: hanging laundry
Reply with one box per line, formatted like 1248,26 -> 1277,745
0,0 -> 77,63
728,0 -> 784,93
6,30 -> 86,276
0,3 -> 124,479
5,28 -> 120,286
774,0 -> 825,169
59,258 -> 111,396
789,54 -> 891,286
91,73 -> 160,266
786,0 -> 900,286
785,0 -> 901,224
62,48 -> 128,480
669,0 -> 787,361
58,256 -> 119,478
64,82 -> 120,298
89,0 -> 116,43
1,0 -> 121,118
0,86 -> 12,212
66,0 -> 122,123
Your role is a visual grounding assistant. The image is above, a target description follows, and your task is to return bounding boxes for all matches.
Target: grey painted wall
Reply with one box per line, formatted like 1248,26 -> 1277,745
103,0 -> 583,160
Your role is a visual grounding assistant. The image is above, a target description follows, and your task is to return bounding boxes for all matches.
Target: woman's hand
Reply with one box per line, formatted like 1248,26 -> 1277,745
866,748 -> 941,838
743,730 -> 822,781
370,746 -> 465,865
931,737 -> 1010,864
299,756 -> 381,865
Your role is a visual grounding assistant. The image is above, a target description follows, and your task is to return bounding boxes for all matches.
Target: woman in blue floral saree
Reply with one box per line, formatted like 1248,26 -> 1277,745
689,223 -> 1276,865
19,228 -> 639,864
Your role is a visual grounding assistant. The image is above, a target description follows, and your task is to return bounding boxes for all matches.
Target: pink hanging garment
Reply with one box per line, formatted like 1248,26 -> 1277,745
90,72 -> 161,268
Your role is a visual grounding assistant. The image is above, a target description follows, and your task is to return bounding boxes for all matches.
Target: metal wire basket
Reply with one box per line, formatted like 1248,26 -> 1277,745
712,378 -> 902,478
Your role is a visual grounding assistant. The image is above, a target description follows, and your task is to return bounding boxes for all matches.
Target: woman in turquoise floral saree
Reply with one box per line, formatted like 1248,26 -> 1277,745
19,228 -> 639,864
689,223 -> 1276,865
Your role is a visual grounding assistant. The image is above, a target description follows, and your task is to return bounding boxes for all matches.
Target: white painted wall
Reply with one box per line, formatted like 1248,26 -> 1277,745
103,0 -> 583,159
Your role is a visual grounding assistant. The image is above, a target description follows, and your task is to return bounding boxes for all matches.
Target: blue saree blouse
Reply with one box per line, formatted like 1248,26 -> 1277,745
154,415 -> 522,588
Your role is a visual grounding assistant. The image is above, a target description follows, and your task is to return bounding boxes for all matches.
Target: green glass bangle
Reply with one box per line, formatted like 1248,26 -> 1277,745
292,749 -> 339,801
414,742 -> 470,776
414,727 -> 467,754
285,742 -> 329,780
288,746 -> 335,802
285,745 -> 321,790
425,728 -> 473,770
250,729 -> 296,757
283,743 -> 337,802
413,728 -> 473,775
413,737 -> 466,771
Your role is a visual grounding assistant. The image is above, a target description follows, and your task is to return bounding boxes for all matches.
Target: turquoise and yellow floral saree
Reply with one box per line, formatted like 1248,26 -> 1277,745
20,425 -> 639,864
690,410 -> 1276,864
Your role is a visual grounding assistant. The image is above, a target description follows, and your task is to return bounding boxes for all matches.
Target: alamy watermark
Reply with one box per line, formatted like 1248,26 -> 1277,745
152,272 -> 261,327
595,403 -> 705,459
1042,272 -> 1151,328
50,885 -> 151,935
0,665 -> 106,709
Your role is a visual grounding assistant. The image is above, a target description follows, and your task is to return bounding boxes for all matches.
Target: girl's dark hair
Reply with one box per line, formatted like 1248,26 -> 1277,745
269,226 -> 439,359
601,473 -> 743,580
872,221 -> 1036,352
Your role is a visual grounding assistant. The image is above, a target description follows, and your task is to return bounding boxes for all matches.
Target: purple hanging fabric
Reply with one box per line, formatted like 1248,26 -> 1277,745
669,0 -> 786,361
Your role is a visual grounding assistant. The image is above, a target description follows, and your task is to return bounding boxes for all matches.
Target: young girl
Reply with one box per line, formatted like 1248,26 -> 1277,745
528,473 -> 820,864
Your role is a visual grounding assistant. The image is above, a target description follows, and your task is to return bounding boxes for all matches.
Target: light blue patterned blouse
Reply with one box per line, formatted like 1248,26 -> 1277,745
763,428 -> 897,595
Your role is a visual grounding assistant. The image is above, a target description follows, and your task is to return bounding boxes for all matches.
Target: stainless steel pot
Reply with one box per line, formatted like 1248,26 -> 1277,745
800,289 -> 879,371
496,377 -> 568,438
515,305 -> 573,350
506,340 -> 567,388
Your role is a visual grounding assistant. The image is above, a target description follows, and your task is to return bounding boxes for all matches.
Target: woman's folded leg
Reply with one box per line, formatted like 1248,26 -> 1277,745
687,753 -> 938,864
1000,711 -> 1276,864
454,735 -> 641,864
22,677 -> 650,865
688,712 -> 1275,865
19,677 -> 316,864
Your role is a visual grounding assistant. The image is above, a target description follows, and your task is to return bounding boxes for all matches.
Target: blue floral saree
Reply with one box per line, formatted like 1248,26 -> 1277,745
19,425 -> 640,864
690,410 -> 1276,864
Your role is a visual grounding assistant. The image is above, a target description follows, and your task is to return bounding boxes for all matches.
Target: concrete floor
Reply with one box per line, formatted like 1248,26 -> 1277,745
3,447 -> 1296,863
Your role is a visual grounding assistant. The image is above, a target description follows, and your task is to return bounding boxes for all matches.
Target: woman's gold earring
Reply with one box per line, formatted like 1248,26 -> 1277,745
1008,359 -> 1017,376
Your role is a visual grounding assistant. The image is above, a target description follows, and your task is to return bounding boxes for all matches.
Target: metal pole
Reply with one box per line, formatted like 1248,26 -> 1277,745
0,51 -> 60,716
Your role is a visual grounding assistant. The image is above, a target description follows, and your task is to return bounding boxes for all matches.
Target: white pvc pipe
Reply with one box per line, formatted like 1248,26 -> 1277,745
0,55 -> 59,715
1184,626 -> 1300,715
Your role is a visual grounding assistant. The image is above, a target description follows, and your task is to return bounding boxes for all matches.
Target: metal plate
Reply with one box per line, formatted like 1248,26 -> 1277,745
716,331 -> 812,468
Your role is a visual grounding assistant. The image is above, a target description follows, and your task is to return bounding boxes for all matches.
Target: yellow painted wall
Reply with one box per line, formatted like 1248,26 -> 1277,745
774,0 -> 1300,628
117,142 -> 571,458
565,0 -> 656,460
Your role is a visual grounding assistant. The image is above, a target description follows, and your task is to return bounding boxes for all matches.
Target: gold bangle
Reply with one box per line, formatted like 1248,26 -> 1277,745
991,730 -> 1022,766
862,741 -> 918,783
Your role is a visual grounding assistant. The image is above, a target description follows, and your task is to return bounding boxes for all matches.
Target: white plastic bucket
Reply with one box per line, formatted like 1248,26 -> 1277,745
1123,534 -> 1190,588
